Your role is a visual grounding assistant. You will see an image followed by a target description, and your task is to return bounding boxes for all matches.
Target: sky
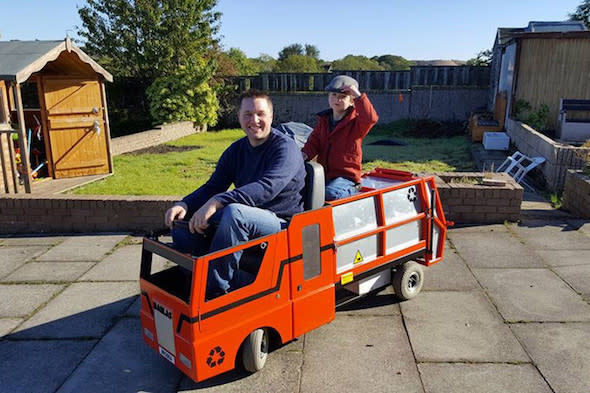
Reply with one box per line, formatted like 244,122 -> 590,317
0,0 -> 583,61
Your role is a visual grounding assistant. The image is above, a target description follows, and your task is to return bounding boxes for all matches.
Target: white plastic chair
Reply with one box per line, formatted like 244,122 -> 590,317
496,151 -> 546,190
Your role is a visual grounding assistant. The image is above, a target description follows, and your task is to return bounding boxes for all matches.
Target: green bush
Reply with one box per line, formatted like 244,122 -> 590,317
147,56 -> 218,127
513,99 -> 550,131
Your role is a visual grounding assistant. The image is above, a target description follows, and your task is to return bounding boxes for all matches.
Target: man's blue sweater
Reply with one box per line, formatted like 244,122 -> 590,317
182,129 -> 305,219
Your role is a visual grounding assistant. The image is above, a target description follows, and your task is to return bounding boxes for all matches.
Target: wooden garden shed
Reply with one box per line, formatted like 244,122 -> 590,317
0,37 -> 113,193
489,22 -> 590,131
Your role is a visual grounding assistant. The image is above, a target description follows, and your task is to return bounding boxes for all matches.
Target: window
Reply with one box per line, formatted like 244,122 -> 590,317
302,224 -> 321,280
206,242 -> 267,301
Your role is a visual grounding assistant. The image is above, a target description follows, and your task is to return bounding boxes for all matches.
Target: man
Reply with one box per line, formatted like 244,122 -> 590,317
165,89 -> 305,296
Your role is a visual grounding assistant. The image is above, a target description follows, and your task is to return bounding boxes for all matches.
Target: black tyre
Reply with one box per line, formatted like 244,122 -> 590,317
242,328 -> 268,372
392,261 -> 424,300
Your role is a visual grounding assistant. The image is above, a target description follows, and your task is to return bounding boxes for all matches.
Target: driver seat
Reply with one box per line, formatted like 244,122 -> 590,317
303,161 -> 325,210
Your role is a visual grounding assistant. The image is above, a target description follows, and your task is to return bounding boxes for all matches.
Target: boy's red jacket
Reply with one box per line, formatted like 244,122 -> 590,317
302,93 -> 378,183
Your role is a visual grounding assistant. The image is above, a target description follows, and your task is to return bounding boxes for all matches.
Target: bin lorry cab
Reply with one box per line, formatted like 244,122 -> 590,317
139,164 -> 449,382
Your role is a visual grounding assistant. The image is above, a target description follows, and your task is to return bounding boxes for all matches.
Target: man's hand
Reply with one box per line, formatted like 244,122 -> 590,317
341,84 -> 361,99
165,202 -> 188,228
189,197 -> 223,234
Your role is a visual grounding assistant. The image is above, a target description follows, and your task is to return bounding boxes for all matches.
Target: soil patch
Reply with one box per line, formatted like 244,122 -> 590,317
126,145 -> 202,155
368,138 -> 408,146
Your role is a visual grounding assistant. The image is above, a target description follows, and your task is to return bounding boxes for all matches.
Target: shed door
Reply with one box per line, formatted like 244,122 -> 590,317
42,78 -> 109,178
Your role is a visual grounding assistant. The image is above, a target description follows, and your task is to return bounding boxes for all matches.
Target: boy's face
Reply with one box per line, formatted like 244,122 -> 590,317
329,92 -> 354,115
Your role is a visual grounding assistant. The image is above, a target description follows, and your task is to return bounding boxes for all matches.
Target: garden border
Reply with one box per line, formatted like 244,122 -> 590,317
0,172 -> 523,234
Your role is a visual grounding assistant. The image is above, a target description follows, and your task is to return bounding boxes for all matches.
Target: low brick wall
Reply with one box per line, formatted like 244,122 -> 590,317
562,170 -> 590,219
1,172 -> 524,234
434,172 -> 523,224
505,118 -> 589,191
111,121 -> 205,155
0,194 -> 180,234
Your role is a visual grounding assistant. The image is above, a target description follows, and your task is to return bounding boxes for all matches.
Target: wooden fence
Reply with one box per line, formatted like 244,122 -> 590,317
232,66 -> 490,92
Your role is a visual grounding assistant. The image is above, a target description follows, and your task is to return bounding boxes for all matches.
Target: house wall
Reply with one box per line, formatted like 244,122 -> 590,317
515,37 -> 590,129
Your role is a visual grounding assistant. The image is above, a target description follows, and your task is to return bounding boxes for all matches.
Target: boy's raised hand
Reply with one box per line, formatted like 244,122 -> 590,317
341,84 -> 361,98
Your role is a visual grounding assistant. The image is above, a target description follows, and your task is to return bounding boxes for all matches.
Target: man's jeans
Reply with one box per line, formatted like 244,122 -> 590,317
171,203 -> 284,296
325,177 -> 358,200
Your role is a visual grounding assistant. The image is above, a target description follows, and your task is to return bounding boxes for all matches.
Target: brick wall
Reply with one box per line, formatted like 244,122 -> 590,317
505,118 -> 589,191
0,194 -> 181,235
562,170 -> 590,219
1,172 -> 523,234
110,122 -> 205,155
435,172 -> 523,224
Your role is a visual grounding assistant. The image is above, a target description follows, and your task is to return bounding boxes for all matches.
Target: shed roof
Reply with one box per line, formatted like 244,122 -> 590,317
495,21 -> 588,47
0,37 -> 113,83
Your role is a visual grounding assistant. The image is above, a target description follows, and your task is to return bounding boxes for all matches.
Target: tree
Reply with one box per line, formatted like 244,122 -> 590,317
215,48 -> 259,75
250,54 -> 276,73
466,49 -> 493,66
371,55 -> 413,71
570,0 -> 590,28
77,0 -> 220,127
332,55 -> 383,71
147,56 -> 218,126
273,55 -> 322,72
77,0 -> 220,80
305,44 -> 320,59
278,43 -> 304,61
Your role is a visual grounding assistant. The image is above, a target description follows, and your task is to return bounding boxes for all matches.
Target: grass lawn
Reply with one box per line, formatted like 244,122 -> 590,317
72,121 -> 475,196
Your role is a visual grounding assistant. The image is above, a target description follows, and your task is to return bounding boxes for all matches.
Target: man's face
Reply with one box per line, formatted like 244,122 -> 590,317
239,97 -> 273,147
329,92 -> 354,115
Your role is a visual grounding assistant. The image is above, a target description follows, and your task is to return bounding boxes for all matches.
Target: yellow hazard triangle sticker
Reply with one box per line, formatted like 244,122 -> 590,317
354,250 -> 363,264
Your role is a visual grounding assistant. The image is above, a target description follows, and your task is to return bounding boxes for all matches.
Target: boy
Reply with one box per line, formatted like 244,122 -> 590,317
301,75 -> 378,200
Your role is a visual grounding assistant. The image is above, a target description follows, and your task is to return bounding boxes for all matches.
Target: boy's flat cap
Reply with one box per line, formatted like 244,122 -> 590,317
325,75 -> 359,93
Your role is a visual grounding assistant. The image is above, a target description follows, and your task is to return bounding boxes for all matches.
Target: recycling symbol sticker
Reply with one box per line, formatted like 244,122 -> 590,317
206,346 -> 225,368
407,186 -> 417,202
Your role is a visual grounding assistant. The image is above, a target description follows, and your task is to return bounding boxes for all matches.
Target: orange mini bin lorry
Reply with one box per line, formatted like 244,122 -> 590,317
139,166 -> 449,382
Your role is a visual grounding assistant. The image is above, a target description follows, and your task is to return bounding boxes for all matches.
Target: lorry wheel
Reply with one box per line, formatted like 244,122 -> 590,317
392,261 -> 424,301
242,328 -> 268,372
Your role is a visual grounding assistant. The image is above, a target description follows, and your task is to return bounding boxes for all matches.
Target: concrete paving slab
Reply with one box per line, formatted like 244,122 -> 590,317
0,246 -> 52,279
448,232 -> 546,268
422,249 -> 480,291
300,315 -> 423,393
402,291 -> 528,362
513,221 -> 590,250
179,341 -> 303,392
553,265 -> 590,299
0,235 -> 65,246
448,223 -> 509,234
511,323 -> 590,393
0,318 -> 22,337
79,244 -> 173,281
533,249 -> 590,267
418,363 -> 552,393
56,318 -> 181,393
473,268 -> 590,322
1,262 -> 94,283
336,285 -> 401,316
36,234 -> 128,262
0,284 -> 64,318
12,282 -> 138,338
0,339 -> 96,393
